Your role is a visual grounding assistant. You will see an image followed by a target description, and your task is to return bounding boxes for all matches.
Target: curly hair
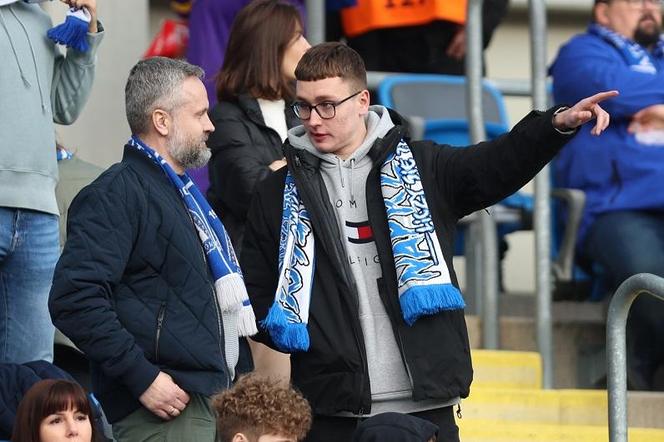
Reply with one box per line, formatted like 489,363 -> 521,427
212,374 -> 312,442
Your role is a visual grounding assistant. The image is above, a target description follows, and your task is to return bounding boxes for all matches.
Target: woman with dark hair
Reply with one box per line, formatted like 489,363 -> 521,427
207,0 -> 310,253
11,379 -> 98,442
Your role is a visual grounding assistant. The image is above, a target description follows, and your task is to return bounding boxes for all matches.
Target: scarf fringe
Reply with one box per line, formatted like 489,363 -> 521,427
215,273 -> 249,311
47,10 -> 91,52
238,304 -> 258,337
400,284 -> 465,326
263,302 -> 309,352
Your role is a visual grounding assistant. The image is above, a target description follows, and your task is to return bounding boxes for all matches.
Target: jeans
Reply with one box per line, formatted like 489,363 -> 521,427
585,210 -> 664,390
0,208 -> 58,363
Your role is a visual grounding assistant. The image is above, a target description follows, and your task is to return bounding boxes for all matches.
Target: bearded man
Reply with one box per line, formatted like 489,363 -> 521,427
49,57 -> 256,441
550,0 -> 664,391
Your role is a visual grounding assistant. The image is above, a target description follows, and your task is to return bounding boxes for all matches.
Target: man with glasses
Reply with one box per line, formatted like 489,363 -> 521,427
242,42 -> 615,441
551,0 -> 664,391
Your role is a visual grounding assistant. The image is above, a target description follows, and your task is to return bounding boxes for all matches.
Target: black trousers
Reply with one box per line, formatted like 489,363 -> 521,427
304,406 -> 459,442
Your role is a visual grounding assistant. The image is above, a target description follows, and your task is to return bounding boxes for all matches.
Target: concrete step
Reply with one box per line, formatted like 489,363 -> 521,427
458,419 -> 664,442
472,349 -> 542,390
465,387 -> 664,429
465,314 -> 605,388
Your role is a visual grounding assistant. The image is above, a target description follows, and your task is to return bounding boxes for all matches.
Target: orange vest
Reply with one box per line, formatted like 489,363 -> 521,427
341,0 -> 467,38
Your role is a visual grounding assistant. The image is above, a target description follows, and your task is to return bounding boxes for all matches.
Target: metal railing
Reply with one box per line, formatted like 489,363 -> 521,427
607,273 -> 664,442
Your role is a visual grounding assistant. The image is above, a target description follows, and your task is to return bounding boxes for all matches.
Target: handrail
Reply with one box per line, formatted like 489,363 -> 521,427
607,273 -> 664,442
529,0 -> 554,390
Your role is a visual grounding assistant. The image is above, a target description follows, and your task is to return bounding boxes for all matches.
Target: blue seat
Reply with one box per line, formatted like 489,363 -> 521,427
377,74 -> 533,256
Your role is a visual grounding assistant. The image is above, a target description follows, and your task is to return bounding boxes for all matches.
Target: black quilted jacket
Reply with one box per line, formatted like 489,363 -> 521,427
50,146 -> 234,423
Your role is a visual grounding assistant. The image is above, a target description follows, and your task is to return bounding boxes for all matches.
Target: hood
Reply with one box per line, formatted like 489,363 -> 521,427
351,412 -> 439,442
287,104 -> 395,166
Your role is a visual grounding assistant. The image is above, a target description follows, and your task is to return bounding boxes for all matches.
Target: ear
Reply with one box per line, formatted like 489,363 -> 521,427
232,433 -> 250,442
358,89 -> 370,115
593,4 -> 609,27
152,109 -> 170,137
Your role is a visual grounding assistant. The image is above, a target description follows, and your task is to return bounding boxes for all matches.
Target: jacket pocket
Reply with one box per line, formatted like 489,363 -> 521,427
155,302 -> 166,364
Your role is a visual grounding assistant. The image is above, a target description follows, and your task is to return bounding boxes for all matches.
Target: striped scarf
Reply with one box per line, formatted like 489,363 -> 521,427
263,139 -> 464,352
129,136 -> 257,337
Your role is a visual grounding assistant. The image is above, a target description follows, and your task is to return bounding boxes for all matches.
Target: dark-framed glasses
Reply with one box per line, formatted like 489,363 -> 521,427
292,91 -> 362,120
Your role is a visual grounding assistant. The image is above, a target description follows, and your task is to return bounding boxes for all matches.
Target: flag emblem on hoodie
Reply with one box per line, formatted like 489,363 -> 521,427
346,220 -> 374,244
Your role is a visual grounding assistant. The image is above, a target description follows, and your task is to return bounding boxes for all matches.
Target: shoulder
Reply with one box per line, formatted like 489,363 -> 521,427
210,98 -> 249,121
558,32 -> 610,55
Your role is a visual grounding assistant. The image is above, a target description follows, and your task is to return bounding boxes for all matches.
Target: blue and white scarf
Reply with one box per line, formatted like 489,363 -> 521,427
264,140 -> 464,352
589,23 -> 664,74
129,136 -> 257,337
1,0 -> 93,52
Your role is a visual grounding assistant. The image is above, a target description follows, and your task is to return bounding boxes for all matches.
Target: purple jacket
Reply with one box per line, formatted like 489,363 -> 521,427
185,0 -> 305,192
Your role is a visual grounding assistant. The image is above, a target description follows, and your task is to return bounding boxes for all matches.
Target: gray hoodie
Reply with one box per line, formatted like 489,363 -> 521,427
0,3 -> 103,214
288,106 -> 459,415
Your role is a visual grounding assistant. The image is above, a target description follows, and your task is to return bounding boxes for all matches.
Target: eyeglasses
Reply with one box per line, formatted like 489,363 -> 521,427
292,91 -> 362,120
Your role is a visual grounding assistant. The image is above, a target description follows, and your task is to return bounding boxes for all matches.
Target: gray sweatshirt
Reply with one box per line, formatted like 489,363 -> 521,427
288,106 -> 459,415
0,3 -> 103,214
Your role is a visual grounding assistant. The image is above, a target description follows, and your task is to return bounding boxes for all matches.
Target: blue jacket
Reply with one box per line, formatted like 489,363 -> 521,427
550,30 -> 664,245
49,147 -> 242,423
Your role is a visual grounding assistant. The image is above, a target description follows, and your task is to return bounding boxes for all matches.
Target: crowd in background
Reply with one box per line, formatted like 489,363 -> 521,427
1,0 -> 663,441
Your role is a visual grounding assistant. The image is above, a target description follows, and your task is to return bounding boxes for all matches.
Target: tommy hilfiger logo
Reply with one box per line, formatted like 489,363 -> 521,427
345,220 -> 374,244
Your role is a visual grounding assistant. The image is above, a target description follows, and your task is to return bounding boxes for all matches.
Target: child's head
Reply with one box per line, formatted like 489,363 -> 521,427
212,374 -> 312,442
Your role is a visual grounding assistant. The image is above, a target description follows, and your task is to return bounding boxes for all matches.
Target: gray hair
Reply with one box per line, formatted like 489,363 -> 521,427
125,57 -> 204,135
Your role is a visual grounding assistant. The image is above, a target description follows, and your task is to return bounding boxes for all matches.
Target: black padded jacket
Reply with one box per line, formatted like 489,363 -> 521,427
242,107 -> 574,416
50,147 -> 235,423
207,94 -> 299,252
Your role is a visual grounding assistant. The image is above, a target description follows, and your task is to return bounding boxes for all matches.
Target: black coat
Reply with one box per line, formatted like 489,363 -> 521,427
50,147 -> 236,423
242,107 -> 573,415
207,95 -> 299,251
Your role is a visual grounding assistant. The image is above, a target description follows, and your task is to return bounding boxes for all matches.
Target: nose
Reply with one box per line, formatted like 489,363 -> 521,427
302,37 -> 311,50
65,417 -> 79,437
203,112 -> 215,133
307,108 -> 323,126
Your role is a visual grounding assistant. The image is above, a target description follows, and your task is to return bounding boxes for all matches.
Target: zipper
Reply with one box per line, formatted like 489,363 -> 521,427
289,148 -> 370,413
155,302 -> 166,363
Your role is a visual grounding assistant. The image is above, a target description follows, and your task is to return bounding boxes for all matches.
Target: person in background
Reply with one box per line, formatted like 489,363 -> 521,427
211,373 -> 312,442
207,0 -> 310,385
0,0 -> 103,366
338,0 -> 509,75
550,0 -> 664,391
55,142 -> 103,249
185,0 -> 306,193
11,379 -> 99,442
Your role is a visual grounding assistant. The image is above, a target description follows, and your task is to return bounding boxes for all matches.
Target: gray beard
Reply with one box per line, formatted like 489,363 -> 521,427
167,135 -> 211,171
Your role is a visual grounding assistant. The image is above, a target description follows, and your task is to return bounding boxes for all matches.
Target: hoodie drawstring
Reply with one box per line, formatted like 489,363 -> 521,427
336,156 -> 345,188
349,158 -> 356,205
0,7 -> 31,88
6,5 -> 47,112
